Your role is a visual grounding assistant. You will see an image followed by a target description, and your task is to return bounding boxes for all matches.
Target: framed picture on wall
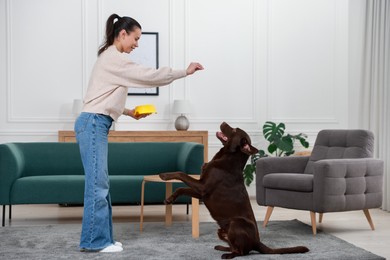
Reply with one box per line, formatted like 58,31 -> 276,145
127,32 -> 159,96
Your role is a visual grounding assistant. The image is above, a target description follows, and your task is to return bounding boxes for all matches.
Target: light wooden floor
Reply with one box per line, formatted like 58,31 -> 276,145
3,200 -> 390,259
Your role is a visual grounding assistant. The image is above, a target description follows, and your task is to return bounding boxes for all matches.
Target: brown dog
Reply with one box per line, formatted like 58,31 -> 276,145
159,122 -> 309,259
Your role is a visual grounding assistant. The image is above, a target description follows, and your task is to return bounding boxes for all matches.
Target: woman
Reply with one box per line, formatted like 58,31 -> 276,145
75,13 -> 203,253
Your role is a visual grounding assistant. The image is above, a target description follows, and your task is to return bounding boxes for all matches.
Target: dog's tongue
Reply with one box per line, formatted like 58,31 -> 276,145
217,131 -> 228,141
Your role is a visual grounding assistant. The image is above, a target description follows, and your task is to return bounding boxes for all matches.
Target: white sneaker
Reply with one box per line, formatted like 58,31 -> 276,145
99,244 -> 123,253
114,241 -> 123,247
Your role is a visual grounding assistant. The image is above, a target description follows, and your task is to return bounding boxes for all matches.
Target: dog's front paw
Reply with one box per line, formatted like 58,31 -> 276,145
159,173 -> 174,181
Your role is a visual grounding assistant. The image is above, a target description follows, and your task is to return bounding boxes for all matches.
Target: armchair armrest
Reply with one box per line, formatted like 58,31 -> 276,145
313,158 -> 383,212
256,156 -> 310,177
176,143 -> 204,174
256,156 -> 310,205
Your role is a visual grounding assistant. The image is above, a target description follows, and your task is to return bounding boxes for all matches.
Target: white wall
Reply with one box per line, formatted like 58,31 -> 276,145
0,0 -> 363,168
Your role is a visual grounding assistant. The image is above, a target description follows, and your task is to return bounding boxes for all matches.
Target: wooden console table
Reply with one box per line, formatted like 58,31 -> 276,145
58,130 -> 208,162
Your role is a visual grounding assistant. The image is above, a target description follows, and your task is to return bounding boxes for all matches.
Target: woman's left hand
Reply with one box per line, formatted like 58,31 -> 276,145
128,109 -> 151,120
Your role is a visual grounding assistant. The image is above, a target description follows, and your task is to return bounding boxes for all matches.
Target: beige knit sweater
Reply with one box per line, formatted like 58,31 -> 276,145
82,45 -> 187,121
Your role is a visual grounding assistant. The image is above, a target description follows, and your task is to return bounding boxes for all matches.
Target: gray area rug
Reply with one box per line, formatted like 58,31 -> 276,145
0,219 -> 384,260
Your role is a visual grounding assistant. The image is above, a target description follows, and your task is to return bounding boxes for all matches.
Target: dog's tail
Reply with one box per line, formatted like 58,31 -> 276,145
256,241 -> 309,254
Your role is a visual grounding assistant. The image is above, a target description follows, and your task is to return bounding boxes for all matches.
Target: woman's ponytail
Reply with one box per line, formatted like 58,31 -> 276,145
98,13 -> 142,56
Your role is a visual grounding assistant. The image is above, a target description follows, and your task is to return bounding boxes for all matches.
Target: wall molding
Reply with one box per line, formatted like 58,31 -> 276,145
269,117 -> 339,124
81,0 -> 87,98
6,0 -> 87,123
265,0 -> 345,126
5,0 -> 11,122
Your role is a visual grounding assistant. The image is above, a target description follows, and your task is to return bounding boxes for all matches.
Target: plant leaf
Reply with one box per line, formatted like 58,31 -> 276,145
268,143 -> 277,154
298,137 -> 309,148
263,121 -> 276,141
285,150 -> 295,156
251,153 -> 260,164
277,135 -> 294,152
243,164 -> 254,186
258,149 -> 268,158
263,121 -> 285,144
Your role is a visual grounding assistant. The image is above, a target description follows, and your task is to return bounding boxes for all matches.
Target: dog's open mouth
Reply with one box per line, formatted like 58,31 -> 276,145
216,131 -> 228,142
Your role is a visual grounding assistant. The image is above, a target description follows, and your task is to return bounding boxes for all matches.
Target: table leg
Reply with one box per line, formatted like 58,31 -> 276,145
192,198 -> 199,238
140,180 -> 146,232
165,182 -> 172,226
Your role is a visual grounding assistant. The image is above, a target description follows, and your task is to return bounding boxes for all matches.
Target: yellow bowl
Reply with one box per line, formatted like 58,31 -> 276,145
134,104 -> 157,116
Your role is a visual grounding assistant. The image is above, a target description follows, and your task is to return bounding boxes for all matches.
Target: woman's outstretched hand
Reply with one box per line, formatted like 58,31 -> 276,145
186,62 -> 204,75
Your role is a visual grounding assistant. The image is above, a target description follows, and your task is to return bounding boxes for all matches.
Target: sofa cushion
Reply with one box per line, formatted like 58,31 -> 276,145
11,175 -> 85,204
263,173 -> 313,192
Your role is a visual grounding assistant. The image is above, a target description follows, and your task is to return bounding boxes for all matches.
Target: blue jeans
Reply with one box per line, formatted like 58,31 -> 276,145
74,112 -> 114,251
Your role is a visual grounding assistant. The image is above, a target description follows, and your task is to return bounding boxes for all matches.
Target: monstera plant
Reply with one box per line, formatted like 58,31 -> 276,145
243,121 -> 309,186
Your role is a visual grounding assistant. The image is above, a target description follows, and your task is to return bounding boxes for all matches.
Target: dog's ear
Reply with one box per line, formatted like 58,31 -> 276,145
241,143 -> 258,155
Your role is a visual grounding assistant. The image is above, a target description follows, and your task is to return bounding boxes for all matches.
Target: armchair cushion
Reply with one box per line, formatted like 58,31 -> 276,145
263,173 -> 313,192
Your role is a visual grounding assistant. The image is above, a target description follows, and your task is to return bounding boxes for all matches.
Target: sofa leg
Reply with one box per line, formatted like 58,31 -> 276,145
310,211 -> 317,235
186,203 -> 189,215
2,205 -> 5,227
9,205 -> 11,220
363,209 -> 375,230
263,206 -> 274,227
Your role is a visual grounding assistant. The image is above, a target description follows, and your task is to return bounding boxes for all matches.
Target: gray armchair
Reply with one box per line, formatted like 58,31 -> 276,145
256,129 -> 384,234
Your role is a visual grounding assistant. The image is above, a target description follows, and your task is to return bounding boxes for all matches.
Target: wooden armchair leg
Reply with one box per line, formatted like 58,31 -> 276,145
319,213 -> 323,223
363,209 -> 375,230
263,206 -> 274,227
310,211 -> 317,235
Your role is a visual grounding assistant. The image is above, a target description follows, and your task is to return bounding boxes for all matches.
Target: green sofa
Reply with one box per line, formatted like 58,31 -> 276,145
0,142 -> 204,226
